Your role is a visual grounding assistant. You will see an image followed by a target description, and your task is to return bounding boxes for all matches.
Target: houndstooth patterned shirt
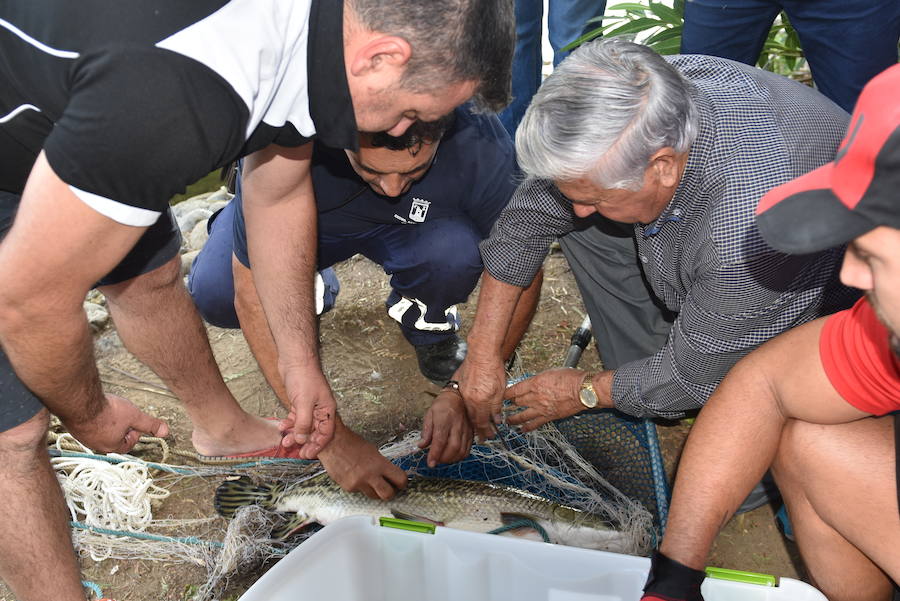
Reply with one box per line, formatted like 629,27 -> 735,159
480,55 -> 860,418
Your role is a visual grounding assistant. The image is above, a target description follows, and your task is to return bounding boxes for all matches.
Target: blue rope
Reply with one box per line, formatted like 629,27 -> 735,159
488,518 -> 550,543
49,450 -> 200,475
70,521 -> 224,548
227,458 -> 314,468
49,449 -> 314,473
82,580 -> 103,599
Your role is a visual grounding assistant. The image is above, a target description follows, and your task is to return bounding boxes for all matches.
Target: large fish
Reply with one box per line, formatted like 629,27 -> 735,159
215,474 -> 628,551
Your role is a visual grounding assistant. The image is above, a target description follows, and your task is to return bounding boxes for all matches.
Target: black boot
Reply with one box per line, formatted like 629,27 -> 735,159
415,334 -> 467,386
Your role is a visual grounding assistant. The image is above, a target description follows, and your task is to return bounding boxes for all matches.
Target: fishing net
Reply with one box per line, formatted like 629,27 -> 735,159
384,428 -> 656,554
50,381 -> 667,600
553,411 -> 669,530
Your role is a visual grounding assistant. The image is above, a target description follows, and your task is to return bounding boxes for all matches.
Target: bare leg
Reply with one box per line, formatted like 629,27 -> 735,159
772,417 -> 898,601
233,256 -> 291,407
0,410 -> 86,601
99,255 -> 282,456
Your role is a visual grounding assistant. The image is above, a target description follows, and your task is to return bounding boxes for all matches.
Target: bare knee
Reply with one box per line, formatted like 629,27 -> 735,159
0,409 -> 51,458
772,419 -> 898,601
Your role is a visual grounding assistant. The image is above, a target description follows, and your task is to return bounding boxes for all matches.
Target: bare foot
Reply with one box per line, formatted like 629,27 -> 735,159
190,413 -> 288,457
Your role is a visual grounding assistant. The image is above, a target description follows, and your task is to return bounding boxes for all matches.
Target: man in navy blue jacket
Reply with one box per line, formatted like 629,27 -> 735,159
190,107 -> 541,499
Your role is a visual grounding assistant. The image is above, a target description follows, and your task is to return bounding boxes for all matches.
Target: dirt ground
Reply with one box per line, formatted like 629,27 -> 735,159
1,249 -> 805,600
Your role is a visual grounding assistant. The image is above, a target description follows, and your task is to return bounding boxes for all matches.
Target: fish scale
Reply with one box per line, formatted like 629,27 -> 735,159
215,473 -> 626,550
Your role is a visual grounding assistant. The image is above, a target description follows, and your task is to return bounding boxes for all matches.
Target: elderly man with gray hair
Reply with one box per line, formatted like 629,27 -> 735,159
455,39 -> 860,453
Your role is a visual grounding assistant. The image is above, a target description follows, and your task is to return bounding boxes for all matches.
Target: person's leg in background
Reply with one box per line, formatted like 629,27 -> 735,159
547,0 -> 608,67
500,0 -> 545,136
680,0 -> 782,65
559,216 -> 673,371
188,200 -> 243,329
782,0 -> 900,113
189,171 -> 340,330
353,218 -> 484,385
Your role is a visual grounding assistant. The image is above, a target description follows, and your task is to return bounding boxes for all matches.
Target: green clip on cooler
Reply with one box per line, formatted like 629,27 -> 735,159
237,515 -> 827,601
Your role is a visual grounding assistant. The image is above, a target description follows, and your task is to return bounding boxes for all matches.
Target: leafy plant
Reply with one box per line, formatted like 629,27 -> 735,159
564,1 -> 808,79
758,13 -> 808,81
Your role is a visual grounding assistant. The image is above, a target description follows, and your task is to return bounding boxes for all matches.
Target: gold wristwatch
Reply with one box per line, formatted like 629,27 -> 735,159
578,373 -> 599,408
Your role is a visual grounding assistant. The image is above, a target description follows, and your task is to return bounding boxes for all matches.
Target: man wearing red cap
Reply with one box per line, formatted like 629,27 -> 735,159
641,64 -> 900,601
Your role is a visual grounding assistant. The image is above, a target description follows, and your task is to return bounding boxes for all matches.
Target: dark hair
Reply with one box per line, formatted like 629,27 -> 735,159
347,0 -> 515,112
368,112 -> 455,151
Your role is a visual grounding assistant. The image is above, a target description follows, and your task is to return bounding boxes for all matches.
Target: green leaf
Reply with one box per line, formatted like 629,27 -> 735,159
563,27 -> 605,51
607,2 -> 656,12
644,25 -> 682,46
605,17 -> 666,38
785,27 -> 802,51
650,36 -> 682,55
648,2 -> 682,25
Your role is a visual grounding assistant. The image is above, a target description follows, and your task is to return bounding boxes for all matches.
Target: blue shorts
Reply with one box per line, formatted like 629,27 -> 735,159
0,190 -> 181,432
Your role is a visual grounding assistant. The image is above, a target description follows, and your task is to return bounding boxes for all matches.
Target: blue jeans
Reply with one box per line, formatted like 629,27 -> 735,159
681,0 -> 900,112
500,0 -> 608,135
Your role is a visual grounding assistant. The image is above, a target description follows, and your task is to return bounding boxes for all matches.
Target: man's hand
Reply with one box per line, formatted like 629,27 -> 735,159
63,393 -> 169,454
504,368 -> 588,433
279,365 -> 337,459
318,422 -> 408,500
418,390 -> 473,467
457,355 -> 507,442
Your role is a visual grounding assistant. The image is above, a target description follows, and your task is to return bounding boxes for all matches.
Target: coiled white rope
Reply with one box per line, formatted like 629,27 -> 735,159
51,434 -> 171,561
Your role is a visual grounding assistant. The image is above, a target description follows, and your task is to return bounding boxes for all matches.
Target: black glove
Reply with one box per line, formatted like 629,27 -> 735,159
640,550 -> 706,601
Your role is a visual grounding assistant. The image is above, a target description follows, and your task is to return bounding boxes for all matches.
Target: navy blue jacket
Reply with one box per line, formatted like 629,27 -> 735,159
232,107 -> 517,262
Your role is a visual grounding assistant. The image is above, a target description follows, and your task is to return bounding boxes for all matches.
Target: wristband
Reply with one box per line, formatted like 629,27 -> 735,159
642,550 -> 705,601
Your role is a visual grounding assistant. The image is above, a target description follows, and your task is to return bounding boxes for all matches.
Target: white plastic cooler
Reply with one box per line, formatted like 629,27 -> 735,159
237,515 -> 826,601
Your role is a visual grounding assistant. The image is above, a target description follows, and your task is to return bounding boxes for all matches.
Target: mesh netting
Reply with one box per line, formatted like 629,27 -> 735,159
52,381 -> 670,599
554,411 -> 669,531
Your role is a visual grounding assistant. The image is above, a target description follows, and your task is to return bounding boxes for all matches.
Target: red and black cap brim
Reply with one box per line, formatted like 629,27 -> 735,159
757,123 -> 900,255
756,162 -> 879,255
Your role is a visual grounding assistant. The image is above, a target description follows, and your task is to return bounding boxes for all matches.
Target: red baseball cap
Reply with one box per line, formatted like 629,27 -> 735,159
756,64 -> 900,254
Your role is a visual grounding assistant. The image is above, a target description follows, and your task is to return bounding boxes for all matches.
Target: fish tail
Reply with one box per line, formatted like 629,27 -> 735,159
214,476 -> 278,519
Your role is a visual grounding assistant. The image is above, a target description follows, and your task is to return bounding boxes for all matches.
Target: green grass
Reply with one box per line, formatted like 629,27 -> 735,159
169,170 -> 226,206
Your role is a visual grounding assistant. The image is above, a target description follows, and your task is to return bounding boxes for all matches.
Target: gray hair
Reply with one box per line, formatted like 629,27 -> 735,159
347,0 -> 515,112
516,38 -> 699,190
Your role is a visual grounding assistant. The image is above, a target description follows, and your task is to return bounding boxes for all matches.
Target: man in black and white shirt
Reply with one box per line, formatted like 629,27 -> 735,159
455,39 -> 858,441
0,2 -> 513,599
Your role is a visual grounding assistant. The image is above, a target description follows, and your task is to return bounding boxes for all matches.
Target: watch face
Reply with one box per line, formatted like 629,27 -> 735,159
579,387 -> 598,408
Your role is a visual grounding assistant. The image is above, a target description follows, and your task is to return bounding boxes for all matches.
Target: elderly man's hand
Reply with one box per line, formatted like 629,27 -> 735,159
65,393 -> 169,453
418,390 -> 473,467
504,368 -> 590,433
457,355 -> 507,442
